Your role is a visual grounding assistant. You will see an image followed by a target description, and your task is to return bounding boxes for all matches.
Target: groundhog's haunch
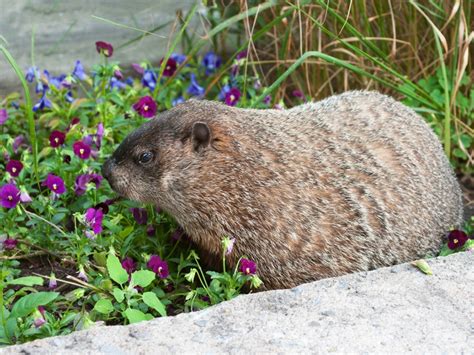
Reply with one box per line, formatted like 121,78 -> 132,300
102,91 -> 463,290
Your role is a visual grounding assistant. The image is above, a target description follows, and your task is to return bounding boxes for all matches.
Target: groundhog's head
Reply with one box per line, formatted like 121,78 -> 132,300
102,100 -> 233,215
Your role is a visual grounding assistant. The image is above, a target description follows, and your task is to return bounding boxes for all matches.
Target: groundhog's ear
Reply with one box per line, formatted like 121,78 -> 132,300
191,122 -> 211,152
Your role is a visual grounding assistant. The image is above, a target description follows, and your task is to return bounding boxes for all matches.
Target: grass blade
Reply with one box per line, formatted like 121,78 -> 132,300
0,45 -> 39,182
409,0 -> 451,158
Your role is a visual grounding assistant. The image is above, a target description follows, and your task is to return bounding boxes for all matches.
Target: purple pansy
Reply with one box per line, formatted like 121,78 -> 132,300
172,96 -> 185,107
49,130 -> 66,148
218,84 -> 230,100
61,77 -> 72,89
121,257 -> 136,275
263,95 -> 272,105
72,60 -> 86,80
292,89 -> 306,102
146,224 -> 156,237
160,57 -> 177,77
70,117 -> 80,127
171,227 -> 184,241
447,230 -> 469,250
85,207 -> 104,235
132,63 -> 145,74
13,135 -> 25,153
0,109 -> 8,125
226,237 -> 236,255
130,207 -> 148,225
48,273 -> 57,289
43,70 -> 66,90
20,191 -> 32,203
25,66 -> 39,82
83,134 -> 94,148
253,79 -> 261,90
202,51 -> 222,75
65,91 -> 74,103
94,200 -> 112,215
110,77 -> 127,90
147,255 -> 169,279
3,238 -> 18,250
171,53 -> 187,65
114,69 -> 123,80
95,41 -> 114,57
236,50 -> 248,60
73,141 -> 92,159
33,93 -> 52,112
42,174 -> 66,195
187,73 -> 205,97
74,173 -> 103,196
133,96 -> 157,118
77,265 -> 88,282
33,315 -> 46,328
225,87 -> 241,106
239,258 -> 256,275
142,69 -> 157,90
0,184 -> 21,209
6,160 -> 23,177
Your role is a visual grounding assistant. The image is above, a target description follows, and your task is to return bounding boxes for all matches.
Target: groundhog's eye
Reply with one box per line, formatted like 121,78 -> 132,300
138,151 -> 153,164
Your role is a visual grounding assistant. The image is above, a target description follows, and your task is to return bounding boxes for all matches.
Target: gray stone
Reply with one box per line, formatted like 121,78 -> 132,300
3,252 -> 473,354
0,0 -> 200,94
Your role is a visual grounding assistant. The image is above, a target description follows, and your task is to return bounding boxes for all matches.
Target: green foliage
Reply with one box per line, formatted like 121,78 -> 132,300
0,272 -> 59,345
0,0 -> 471,347
221,0 -> 472,172
401,68 -> 473,170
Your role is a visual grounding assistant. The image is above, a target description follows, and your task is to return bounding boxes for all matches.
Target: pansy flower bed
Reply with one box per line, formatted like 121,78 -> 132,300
0,37 -> 472,346
0,42 -> 265,345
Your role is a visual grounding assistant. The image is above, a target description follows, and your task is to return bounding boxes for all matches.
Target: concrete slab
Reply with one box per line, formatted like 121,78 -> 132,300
2,252 -> 473,354
0,0 -> 199,94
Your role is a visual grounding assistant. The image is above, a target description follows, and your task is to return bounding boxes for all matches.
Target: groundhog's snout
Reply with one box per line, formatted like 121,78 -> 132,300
102,158 -> 115,185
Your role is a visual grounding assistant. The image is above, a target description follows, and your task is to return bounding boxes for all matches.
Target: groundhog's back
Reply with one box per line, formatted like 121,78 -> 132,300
212,91 -> 463,289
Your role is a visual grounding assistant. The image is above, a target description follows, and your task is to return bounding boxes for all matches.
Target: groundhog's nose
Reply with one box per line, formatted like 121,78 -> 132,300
102,158 -> 115,182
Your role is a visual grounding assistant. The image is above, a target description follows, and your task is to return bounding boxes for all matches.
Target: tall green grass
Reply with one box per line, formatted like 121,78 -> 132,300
212,0 -> 472,172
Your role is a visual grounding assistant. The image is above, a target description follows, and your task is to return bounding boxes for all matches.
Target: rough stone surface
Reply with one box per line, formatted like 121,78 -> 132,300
3,252 -> 473,354
0,0 -> 198,94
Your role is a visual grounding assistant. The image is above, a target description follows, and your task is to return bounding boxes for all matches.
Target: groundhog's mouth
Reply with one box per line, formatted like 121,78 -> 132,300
104,177 -> 129,199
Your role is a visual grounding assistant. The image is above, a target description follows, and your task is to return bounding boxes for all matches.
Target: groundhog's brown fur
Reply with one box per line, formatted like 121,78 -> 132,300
103,91 -> 464,290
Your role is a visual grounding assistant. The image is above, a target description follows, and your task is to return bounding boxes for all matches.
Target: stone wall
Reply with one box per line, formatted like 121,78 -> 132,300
0,0 -> 199,93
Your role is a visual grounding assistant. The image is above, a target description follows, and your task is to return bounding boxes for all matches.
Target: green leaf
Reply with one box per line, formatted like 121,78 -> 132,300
7,276 -> 44,287
64,288 -> 85,302
438,244 -> 455,257
130,270 -> 155,288
453,148 -> 467,159
113,288 -> 125,303
250,275 -> 263,289
185,290 -> 196,301
93,252 -> 107,267
11,292 -> 59,318
411,259 -> 433,275
464,239 -> 474,249
51,212 -> 65,224
94,299 -> 114,315
142,292 -> 167,317
123,308 -> 148,324
185,268 -> 197,283
119,226 -> 134,239
107,252 -> 129,285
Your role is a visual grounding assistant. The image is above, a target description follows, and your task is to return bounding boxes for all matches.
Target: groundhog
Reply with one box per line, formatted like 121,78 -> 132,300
102,91 -> 464,290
